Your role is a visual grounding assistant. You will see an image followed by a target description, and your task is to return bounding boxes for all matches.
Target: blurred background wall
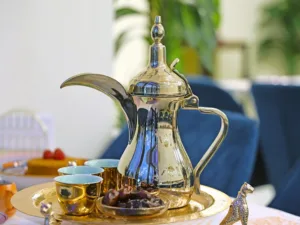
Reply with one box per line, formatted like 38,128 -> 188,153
0,0 -> 115,158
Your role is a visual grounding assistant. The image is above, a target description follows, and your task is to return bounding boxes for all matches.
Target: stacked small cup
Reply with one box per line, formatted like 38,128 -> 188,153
84,159 -> 122,196
54,159 -> 121,216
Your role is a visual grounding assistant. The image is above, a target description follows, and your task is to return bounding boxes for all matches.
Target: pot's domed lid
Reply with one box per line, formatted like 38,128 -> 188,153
129,16 -> 189,98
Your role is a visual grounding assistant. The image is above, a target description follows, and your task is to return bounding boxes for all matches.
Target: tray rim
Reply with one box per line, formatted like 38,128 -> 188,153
11,182 -> 232,224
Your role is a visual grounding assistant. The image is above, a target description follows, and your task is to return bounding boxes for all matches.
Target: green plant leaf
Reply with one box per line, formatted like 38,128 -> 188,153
161,0 -> 185,69
148,0 -> 162,23
114,31 -> 127,55
193,0 -> 219,74
143,34 -> 152,45
211,0 -> 221,28
180,3 -> 202,48
115,7 -> 145,20
258,38 -> 284,58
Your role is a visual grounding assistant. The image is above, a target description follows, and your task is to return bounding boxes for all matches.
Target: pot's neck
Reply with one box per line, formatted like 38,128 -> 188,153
149,43 -> 167,68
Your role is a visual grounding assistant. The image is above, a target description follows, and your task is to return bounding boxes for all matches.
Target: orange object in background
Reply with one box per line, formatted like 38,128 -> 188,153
0,181 -> 17,217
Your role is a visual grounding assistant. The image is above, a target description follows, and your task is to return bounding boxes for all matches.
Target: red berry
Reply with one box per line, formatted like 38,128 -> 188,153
43,149 -> 53,159
53,148 -> 65,160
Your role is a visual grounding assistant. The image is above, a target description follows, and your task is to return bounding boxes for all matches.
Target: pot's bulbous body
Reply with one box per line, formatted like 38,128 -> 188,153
118,96 -> 194,208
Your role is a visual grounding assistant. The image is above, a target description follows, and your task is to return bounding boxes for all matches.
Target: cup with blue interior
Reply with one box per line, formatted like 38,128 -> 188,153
58,165 -> 104,176
84,159 -> 125,196
54,174 -> 102,216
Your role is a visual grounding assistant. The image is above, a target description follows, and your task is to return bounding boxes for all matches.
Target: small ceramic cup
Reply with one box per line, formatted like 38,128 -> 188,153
58,166 -> 104,176
0,180 -> 17,218
54,175 -> 102,216
84,159 -> 122,196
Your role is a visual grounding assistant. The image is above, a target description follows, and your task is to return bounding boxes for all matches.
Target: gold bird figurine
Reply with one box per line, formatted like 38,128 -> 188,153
220,182 -> 254,225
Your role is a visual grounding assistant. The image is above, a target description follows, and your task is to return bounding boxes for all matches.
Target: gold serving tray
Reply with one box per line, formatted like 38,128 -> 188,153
11,182 -> 231,224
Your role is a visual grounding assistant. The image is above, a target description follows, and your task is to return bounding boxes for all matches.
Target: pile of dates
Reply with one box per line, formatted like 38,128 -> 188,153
102,187 -> 164,209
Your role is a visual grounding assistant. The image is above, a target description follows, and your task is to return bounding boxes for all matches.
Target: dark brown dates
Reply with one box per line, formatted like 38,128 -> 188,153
102,189 -> 119,206
129,190 -> 151,200
119,186 -> 132,201
102,188 -> 164,209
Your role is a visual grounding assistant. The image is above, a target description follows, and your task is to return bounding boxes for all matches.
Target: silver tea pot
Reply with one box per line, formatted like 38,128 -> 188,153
61,16 -> 228,209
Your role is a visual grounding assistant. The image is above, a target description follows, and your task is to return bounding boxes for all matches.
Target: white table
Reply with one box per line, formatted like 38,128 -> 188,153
5,203 -> 300,225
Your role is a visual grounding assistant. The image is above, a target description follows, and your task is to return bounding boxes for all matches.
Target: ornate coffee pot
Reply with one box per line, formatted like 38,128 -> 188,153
61,16 -> 229,209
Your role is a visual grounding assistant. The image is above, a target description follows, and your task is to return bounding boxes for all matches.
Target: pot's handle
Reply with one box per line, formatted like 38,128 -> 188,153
170,58 -> 229,194
187,106 -> 229,195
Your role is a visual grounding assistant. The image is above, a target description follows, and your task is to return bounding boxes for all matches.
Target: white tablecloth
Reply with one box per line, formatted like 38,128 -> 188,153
5,203 -> 300,225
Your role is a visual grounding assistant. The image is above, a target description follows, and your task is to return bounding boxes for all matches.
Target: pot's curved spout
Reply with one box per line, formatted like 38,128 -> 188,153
60,73 -> 137,143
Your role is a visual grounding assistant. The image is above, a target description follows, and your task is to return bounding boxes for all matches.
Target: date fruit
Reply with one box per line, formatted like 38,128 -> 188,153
102,188 -> 164,209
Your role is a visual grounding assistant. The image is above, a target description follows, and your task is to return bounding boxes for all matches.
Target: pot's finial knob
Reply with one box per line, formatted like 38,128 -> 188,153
151,16 -> 165,43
